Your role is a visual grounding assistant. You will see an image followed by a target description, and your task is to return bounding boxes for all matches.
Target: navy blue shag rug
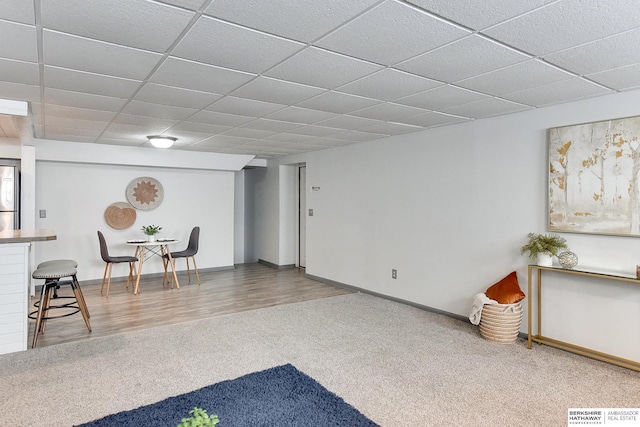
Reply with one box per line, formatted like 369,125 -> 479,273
76,364 -> 379,426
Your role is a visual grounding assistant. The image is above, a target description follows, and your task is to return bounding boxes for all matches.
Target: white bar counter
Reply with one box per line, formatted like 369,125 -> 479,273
0,229 -> 56,354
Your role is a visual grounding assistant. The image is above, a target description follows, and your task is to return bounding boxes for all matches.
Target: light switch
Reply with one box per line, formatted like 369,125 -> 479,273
309,209 -> 314,216
39,210 -> 46,218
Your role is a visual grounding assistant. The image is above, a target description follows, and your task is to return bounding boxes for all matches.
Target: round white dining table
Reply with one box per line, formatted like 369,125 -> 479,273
125,239 -> 181,295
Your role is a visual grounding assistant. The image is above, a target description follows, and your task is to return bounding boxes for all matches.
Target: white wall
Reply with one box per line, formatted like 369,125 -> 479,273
34,161 -> 236,282
256,89 -> 640,363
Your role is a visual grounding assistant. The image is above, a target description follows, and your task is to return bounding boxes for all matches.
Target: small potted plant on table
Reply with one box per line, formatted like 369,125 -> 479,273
520,232 -> 568,266
141,224 -> 162,242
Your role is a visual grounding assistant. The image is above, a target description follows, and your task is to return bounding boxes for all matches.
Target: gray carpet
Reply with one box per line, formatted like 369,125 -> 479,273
1,293 -> 639,426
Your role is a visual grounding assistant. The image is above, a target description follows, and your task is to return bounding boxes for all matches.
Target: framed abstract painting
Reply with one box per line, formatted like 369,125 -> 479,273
548,115 -> 640,236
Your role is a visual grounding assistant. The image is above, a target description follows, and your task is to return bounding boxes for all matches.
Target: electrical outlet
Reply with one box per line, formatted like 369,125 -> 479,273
392,269 -> 397,279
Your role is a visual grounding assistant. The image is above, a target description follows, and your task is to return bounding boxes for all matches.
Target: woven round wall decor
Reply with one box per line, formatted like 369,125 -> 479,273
126,176 -> 164,210
104,202 -> 136,230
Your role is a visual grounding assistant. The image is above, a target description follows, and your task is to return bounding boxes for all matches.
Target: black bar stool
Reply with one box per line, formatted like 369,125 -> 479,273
29,263 -> 91,348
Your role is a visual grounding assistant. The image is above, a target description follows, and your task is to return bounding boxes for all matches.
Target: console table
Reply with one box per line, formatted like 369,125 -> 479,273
527,265 -> 640,371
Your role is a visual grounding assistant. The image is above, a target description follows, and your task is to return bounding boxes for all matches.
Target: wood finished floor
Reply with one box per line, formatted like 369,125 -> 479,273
28,263 -> 353,349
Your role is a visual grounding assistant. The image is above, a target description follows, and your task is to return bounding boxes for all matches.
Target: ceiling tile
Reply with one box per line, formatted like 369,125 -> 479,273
266,47 -> 382,89
206,97 -> 286,117
121,100 -> 197,121
239,118 -> 302,133
322,129 -> 387,142
0,58 -> 39,86
350,102 -> 427,121
204,0 -> 380,43
297,91 -> 380,114
160,0 -> 209,11
43,30 -> 163,80
264,107 -> 337,124
43,131 -> 99,142
44,104 -> 117,122
170,121 -> 231,135
102,122 -> 172,137
286,125 -> 343,137
41,0 -> 195,52
587,65 -> 640,91
316,0 -> 469,65
394,111 -> 470,127
44,123 -> 104,136
337,69 -> 441,101
397,35 -> 530,82
111,113 -> 179,129
456,59 -> 574,96
198,134 -> 255,146
231,77 -> 325,105
44,66 -> 141,99
262,133 -> 312,143
173,16 -> 304,74
150,57 -> 256,94
43,116 -> 109,132
220,128 -> 277,139
485,0 -> 640,56
314,115 -> 380,130
358,121 -> 422,135
503,78 -> 613,107
443,97 -> 531,118
134,83 -> 222,109
187,110 -> 256,126
543,29 -> 640,76
0,20 -> 37,62
0,82 -> 40,102
396,85 -> 488,110
0,0 -> 35,24
406,0 -> 556,30
44,88 -> 128,111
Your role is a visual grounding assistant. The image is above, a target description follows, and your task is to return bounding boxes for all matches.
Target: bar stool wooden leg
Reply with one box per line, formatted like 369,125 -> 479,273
39,284 -> 53,334
32,283 -> 51,348
72,275 -> 90,319
70,280 -> 91,332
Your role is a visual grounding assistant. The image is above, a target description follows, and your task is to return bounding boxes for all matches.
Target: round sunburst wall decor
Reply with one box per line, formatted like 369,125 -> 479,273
104,202 -> 137,230
126,176 -> 164,210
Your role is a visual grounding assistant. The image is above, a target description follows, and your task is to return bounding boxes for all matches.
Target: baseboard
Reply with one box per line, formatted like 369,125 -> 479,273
305,273 -> 529,340
70,265 -> 236,287
258,259 -> 297,270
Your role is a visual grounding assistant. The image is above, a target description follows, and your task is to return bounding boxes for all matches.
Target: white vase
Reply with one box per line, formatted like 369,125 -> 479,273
147,234 -> 156,243
536,253 -> 553,267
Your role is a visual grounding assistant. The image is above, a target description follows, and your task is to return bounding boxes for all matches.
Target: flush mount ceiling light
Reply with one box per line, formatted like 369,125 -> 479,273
147,135 -> 177,148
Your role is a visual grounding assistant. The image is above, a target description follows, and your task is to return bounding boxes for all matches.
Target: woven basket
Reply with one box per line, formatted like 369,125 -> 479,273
479,302 -> 523,344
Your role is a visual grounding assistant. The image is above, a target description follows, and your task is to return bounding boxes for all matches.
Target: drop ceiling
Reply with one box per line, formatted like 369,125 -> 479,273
1,0 -> 639,159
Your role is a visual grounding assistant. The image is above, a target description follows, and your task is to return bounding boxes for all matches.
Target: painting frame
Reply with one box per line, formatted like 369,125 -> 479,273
548,114 -> 640,237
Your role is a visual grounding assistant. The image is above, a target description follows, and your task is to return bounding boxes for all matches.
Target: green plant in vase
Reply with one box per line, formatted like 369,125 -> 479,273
141,224 -> 162,242
520,232 -> 568,266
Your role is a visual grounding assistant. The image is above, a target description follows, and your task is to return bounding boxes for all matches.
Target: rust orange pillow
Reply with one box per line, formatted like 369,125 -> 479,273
485,271 -> 525,304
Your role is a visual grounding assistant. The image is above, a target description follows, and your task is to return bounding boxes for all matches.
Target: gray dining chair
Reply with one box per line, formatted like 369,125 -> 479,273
97,231 -> 138,297
163,226 -> 200,285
